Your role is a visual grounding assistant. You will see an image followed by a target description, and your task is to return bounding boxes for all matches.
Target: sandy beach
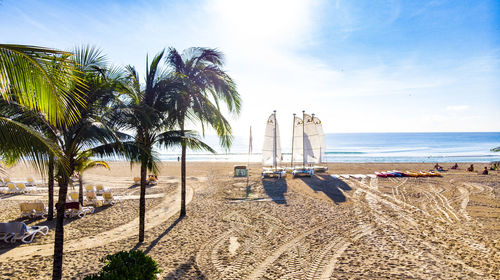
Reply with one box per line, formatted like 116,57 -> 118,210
0,161 -> 499,279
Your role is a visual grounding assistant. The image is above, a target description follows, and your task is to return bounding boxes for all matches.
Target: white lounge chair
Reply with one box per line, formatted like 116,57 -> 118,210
85,191 -> 101,207
95,184 -> 106,195
6,183 -> 20,194
64,202 -> 94,218
16,183 -> 36,193
133,177 -> 141,185
67,192 -> 80,202
26,177 -> 38,187
102,192 -> 117,205
85,185 -> 96,193
0,222 -> 49,244
20,202 -> 48,218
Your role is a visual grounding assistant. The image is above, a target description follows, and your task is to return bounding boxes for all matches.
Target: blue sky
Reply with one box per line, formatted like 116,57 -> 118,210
1,0 -> 499,141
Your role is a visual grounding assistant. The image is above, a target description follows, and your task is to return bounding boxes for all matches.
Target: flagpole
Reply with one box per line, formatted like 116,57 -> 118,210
302,110 -> 305,168
246,125 -> 252,196
273,110 -> 277,171
291,113 -> 295,169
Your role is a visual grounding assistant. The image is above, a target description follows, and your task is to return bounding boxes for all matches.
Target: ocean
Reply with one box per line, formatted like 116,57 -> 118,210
156,132 -> 500,163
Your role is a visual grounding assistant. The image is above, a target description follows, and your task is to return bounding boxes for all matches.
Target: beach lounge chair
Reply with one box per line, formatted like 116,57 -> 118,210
19,202 -> 48,219
26,177 -> 37,187
3,177 -> 11,184
6,183 -> 20,194
0,222 -> 49,243
85,191 -> 102,207
95,184 -> 105,195
102,192 -> 116,205
16,183 -> 36,193
85,185 -> 96,193
148,175 -> 158,186
64,202 -> 94,218
133,177 -> 141,185
67,192 -> 79,202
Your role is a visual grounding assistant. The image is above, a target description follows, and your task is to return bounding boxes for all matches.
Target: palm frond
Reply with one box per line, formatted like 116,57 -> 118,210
0,44 -> 85,126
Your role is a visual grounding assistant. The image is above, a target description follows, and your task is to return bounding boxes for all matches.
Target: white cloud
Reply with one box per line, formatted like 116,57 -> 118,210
446,105 -> 469,111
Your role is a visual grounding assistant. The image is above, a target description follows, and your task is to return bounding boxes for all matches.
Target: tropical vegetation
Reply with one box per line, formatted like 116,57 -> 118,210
0,44 -> 239,280
83,250 -> 161,280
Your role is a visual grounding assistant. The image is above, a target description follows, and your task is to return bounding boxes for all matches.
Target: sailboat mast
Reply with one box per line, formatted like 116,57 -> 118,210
302,110 -> 305,167
291,113 -> 295,168
273,110 -> 277,170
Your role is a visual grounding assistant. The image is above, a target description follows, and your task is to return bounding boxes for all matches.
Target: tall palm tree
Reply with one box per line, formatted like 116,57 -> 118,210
117,50 -> 214,242
47,46 -> 126,280
165,47 -> 241,217
74,151 -> 110,205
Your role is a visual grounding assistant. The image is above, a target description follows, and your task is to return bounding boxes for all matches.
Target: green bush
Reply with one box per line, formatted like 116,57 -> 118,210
84,250 -> 160,280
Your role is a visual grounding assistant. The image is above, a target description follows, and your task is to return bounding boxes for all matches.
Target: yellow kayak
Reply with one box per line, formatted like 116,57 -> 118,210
405,171 -> 420,177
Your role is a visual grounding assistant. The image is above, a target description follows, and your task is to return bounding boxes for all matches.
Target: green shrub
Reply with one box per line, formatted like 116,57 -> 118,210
84,250 -> 160,280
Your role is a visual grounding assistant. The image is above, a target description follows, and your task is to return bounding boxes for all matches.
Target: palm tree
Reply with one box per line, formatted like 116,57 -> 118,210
117,50 -> 214,242
74,151 -> 110,205
47,46 -> 126,280
165,47 -> 241,217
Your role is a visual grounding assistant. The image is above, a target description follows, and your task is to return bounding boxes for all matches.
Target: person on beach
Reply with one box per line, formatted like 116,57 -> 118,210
467,164 -> 474,172
451,163 -> 458,169
434,163 -> 444,171
482,167 -> 488,175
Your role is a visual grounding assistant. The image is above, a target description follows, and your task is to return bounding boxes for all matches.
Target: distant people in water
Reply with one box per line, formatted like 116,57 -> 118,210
450,163 -> 458,170
482,167 -> 488,175
466,164 -> 474,172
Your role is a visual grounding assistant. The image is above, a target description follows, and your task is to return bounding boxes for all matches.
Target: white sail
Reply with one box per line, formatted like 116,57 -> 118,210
304,114 -> 320,164
313,116 -> 326,162
292,116 -> 303,164
262,113 -> 281,167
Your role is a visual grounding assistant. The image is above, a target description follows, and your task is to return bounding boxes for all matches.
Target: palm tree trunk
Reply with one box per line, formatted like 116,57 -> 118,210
78,173 -> 83,205
180,118 -> 186,217
47,155 -> 54,221
138,163 -> 147,242
52,174 -> 69,280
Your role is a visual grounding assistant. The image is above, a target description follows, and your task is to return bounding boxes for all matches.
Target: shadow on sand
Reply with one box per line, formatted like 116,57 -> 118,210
298,173 -> 352,203
262,177 -> 288,205
163,256 -> 206,279
143,216 -> 184,254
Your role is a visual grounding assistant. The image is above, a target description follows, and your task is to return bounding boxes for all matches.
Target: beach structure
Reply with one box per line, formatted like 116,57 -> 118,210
234,165 -> 248,177
262,111 -> 286,178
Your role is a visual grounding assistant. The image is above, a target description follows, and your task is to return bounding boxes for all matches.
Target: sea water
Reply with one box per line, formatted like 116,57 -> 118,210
156,132 -> 500,163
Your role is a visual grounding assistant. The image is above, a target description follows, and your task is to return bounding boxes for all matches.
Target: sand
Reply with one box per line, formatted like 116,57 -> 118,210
0,161 -> 499,279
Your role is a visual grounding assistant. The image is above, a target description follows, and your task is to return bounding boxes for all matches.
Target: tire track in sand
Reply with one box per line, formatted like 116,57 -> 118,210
247,223 -> 330,280
304,224 -> 374,280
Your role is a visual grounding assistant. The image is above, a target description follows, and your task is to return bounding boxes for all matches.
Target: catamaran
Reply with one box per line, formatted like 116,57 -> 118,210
290,111 -> 328,177
261,111 -> 286,178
